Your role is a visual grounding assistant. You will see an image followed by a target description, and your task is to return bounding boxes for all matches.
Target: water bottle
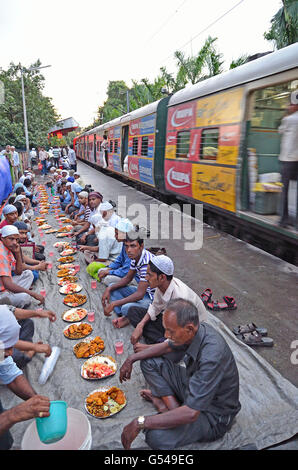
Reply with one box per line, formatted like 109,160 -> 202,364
38,346 -> 61,385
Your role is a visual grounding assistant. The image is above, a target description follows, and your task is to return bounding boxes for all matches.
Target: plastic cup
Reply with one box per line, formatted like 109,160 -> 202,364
40,289 -> 46,297
47,263 -> 53,269
42,241 -> 46,247
74,265 -> 80,273
35,400 -> 68,444
91,280 -> 97,289
87,311 -> 95,322
49,251 -> 54,257
40,233 -> 44,238
115,340 -> 124,355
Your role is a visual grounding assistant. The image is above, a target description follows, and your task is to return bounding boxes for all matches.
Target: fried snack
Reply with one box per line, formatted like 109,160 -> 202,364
58,276 -> 78,286
63,293 -> 87,306
58,256 -> 75,264
74,336 -> 105,358
57,268 -> 75,278
85,387 -> 126,418
57,227 -> 69,233
64,323 -> 92,339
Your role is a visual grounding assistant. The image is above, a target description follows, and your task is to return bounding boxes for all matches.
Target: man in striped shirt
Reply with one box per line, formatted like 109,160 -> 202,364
101,231 -> 155,328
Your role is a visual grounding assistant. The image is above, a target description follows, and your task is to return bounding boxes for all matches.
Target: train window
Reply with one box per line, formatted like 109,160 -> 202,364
141,136 -> 148,156
250,81 -> 297,129
114,140 -> 119,154
132,137 -> 138,155
110,140 -> 113,153
200,129 -> 219,160
176,131 -> 190,159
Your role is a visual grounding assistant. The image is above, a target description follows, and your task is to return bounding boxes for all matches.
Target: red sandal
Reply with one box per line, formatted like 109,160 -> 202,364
207,296 -> 237,311
200,288 -> 212,306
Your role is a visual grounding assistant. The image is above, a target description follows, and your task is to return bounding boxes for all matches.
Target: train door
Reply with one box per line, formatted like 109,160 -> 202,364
121,125 -> 129,170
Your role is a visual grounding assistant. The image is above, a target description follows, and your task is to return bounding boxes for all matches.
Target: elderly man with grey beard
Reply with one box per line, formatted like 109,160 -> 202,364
120,298 -> 241,450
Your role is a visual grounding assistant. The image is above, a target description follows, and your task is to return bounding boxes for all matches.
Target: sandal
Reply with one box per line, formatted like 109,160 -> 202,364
207,296 -> 237,311
200,288 -> 212,305
232,323 -> 267,337
240,331 -> 273,347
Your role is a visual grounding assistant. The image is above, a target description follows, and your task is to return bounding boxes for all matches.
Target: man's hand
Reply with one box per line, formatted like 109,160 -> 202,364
10,243 -> 21,256
37,261 -> 47,271
78,245 -> 87,252
103,302 -> 114,317
101,287 -> 111,305
31,292 -> 45,305
121,419 -> 140,450
130,324 -> 144,345
119,357 -> 133,383
35,309 -> 56,322
34,342 -> 52,357
80,234 -> 87,244
97,268 -> 109,280
11,395 -> 50,424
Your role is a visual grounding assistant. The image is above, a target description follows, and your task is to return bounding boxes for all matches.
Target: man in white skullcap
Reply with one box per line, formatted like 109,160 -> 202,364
71,191 -> 91,227
0,225 -> 44,308
278,89 -> 298,229
0,205 -> 18,229
0,305 -> 50,450
123,255 -> 208,343
99,201 -> 120,228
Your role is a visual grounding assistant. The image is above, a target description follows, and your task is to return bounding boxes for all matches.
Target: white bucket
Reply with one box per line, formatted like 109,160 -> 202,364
21,408 -> 92,450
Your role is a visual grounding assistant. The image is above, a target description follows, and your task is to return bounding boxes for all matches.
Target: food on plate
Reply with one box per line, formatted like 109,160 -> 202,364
73,336 -> 105,358
39,224 -> 51,229
57,227 -> 69,233
58,256 -> 75,264
60,248 -> 77,256
53,242 -> 71,249
81,355 -> 116,380
56,233 -> 71,238
58,276 -> 78,286
64,322 -> 92,339
59,283 -> 82,294
85,387 -> 126,418
63,293 -> 87,307
58,263 -> 75,270
45,229 -> 58,234
57,268 -> 76,278
62,307 -> 87,322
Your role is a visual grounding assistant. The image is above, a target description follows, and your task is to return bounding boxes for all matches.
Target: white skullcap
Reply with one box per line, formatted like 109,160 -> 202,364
0,305 -> 21,348
1,225 -> 19,237
115,218 -> 134,233
66,182 -> 72,187
90,214 -> 103,226
3,204 -> 18,215
291,90 -> 298,105
15,195 -> 26,202
150,255 -> 174,276
79,191 -> 89,198
71,182 -> 83,193
74,172 -> 80,176
99,201 -> 113,211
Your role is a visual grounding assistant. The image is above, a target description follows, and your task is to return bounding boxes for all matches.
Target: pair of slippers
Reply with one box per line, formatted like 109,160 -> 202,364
232,323 -> 274,347
200,288 -> 237,311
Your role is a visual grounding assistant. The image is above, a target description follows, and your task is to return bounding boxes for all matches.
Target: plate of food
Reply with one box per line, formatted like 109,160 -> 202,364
63,322 -> 92,339
60,248 -> 77,256
56,233 -> 72,238
57,227 -> 69,233
45,229 -> 58,234
63,293 -> 87,307
59,283 -> 82,294
58,263 -> 75,270
58,256 -> 75,264
58,276 -> 78,286
73,336 -> 105,358
81,355 -> 117,380
85,387 -> 126,419
53,242 -> 71,249
61,307 -> 88,322
60,218 -> 72,224
57,268 -> 76,278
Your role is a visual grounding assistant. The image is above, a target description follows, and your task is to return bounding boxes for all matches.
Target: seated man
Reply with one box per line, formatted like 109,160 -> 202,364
71,191 -> 91,226
13,221 -> 48,282
96,218 -> 134,286
101,230 -> 155,328
127,255 -> 208,344
120,298 -> 241,450
75,191 -> 103,246
73,172 -> 85,189
79,218 -> 122,265
98,201 -> 120,228
60,182 -> 72,211
65,182 -> 83,215
0,225 -> 44,308
0,306 -> 50,450
0,204 -> 19,229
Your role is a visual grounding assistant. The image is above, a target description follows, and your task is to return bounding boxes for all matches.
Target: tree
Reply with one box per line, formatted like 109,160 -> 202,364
264,0 -> 298,49
0,60 -> 60,149
229,55 -> 248,69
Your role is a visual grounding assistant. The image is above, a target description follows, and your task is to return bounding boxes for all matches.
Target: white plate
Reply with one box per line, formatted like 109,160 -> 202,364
73,336 -> 105,358
62,308 -> 87,322
63,322 -> 92,339
84,387 -> 126,419
59,283 -> 82,295
81,355 -> 117,380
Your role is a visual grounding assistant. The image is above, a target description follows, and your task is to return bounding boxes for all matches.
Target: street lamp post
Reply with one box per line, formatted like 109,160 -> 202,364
19,64 -> 51,158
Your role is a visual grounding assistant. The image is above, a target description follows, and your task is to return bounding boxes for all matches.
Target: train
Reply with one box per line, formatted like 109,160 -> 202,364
74,43 -> 298,264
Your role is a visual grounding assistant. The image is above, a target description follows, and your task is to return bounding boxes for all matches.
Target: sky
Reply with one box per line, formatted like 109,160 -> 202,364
0,0 -> 283,128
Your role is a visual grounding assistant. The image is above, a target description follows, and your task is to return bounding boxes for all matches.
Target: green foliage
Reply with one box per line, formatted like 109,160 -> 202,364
229,55 -> 249,69
264,0 -> 298,49
0,60 -> 59,149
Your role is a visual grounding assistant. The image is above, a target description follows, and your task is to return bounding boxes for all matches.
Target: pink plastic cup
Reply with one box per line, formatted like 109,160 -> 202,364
47,263 -> 53,269
40,233 -> 44,238
40,289 -> 46,297
87,311 -> 95,322
115,340 -> 124,355
49,251 -> 54,257
74,265 -> 80,273
91,280 -> 97,289
42,241 -> 46,247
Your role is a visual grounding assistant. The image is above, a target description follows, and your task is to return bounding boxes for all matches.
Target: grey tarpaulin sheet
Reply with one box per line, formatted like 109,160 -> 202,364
1,210 -> 298,450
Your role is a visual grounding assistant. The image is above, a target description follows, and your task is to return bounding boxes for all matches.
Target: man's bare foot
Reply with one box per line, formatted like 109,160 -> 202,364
140,390 -> 168,413
133,342 -> 151,353
112,317 -> 130,329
